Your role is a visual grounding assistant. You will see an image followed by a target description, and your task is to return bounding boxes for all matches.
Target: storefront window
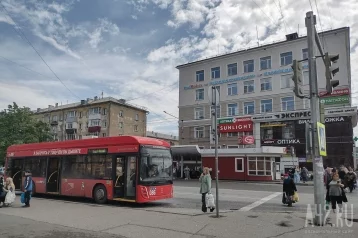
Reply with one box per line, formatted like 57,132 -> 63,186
248,157 -> 272,176
262,128 -> 273,139
282,122 -> 295,139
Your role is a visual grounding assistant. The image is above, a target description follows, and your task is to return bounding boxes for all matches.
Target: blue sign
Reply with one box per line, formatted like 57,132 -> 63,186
183,65 -> 309,90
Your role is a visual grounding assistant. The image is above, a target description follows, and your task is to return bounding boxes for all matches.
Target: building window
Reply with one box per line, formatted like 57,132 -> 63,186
194,107 -> 204,120
248,157 -> 272,176
303,71 -> 309,85
280,52 -> 293,66
304,98 -> 311,109
261,128 -> 273,139
281,96 -> 295,111
67,111 -> 76,118
102,133 -> 106,137
90,119 -> 101,126
194,127 -> 204,138
119,111 -> 123,117
260,78 -> 272,91
196,88 -> 204,100
134,125 -> 138,132
59,114 -> 63,121
119,122 -> 123,129
211,67 -> 220,79
243,60 -> 254,73
260,56 -> 271,70
244,101 -> 255,115
244,80 -> 254,94
135,114 -> 139,121
235,158 -> 244,172
66,123 -> 73,129
228,103 -> 238,116
196,70 -> 204,82
261,99 -> 273,113
89,107 -> 101,114
282,121 -> 295,139
52,115 -> 58,121
79,123 -> 82,129
66,134 -> 76,140
227,83 -> 238,95
227,132 -> 238,137
79,112 -> 83,118
103,108 -> 107,115
227,63 -> 237,76
281,74 -> 292,88
102,121 -> 107,127
302,48 -> 308,60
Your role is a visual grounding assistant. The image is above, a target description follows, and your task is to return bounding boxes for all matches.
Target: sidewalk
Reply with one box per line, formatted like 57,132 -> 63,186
0,198 -> 356,238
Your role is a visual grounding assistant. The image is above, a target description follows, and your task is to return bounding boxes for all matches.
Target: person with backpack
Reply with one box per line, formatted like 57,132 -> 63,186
23,170 -> 33,208
283,173 -> 297,207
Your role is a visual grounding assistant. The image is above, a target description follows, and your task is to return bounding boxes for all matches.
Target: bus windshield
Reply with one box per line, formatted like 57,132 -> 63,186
139,146 -> 172,184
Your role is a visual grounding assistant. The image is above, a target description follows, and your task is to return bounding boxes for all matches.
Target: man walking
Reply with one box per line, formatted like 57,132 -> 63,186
23,170 -> 33,208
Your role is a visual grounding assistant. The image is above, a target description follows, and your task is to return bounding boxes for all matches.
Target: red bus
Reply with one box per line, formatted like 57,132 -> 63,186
5,136 -> 173,203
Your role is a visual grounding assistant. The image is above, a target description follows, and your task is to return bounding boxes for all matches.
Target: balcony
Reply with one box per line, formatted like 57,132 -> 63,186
88,126 -> 101,133
88,113 -> 101,120
66,116 -> 77,123
66,129 -> 77,134
50,121 -> 58,126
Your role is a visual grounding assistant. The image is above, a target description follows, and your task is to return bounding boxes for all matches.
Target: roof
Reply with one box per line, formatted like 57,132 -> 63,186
33,97 -> 148,114
176,27 -> 349,69
7,136 -> 170,152
171,145 -> 201,157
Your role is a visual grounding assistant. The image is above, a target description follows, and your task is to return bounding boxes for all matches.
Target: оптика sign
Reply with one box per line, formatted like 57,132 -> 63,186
320,95 -> 350,105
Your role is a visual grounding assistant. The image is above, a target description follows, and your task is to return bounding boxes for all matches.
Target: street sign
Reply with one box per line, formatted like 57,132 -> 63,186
317,122 -> 327,156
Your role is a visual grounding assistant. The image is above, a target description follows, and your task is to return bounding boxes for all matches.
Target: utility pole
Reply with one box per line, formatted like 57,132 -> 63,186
210,86 -> 220,218
305,11 -> 326,226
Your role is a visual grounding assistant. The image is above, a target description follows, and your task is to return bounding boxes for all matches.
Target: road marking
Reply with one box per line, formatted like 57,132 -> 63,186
238,192 -> 281,212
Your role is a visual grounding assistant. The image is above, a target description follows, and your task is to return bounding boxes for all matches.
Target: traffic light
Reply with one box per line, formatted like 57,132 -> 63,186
324,52 -> 339,93
291,60 -> 304,98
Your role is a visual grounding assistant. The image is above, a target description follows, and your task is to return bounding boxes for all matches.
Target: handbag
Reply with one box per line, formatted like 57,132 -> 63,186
293,192 -> 299,202
20,193 -> 31,204
341,188 -> 348,203
205,193 -> 215,208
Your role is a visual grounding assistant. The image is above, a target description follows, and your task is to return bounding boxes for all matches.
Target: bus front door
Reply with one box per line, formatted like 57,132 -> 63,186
112,155 -> 137,201
46,157 -> 60,194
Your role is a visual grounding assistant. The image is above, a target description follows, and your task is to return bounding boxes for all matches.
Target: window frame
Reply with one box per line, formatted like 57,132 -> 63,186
196,70 -> 205,82
235,158 -> 244,172
243,60 -> 254,73
281,96 -> 295,111
302,48 -> 308,60
280,51 -> 293,66
194,126 -> 205,139
227,83 -> 238,96
211,67 -> 221,79
260,78 -> 272,91
247,157 -> 272,176
260,99 -> 273,113
260,56 -> 271,70
195,88 -> 205,101
194,107 -> 204,120
280,74 -> 293,89
227,103 -> 238,116
244,80 -> 255,94
227,63 -> 238,76
243,101 -> 255,115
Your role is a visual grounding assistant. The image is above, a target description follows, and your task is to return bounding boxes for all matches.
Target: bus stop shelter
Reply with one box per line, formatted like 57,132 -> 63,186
171,145 -> 201,178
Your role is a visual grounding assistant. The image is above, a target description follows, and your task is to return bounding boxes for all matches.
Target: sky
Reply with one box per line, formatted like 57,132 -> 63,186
0,0 -> 357,137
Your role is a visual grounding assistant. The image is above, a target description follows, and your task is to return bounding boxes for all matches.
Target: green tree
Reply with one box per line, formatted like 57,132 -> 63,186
0,102 -> 53,166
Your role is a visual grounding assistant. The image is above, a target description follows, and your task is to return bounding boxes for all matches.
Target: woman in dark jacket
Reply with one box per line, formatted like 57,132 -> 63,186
283,173 -> 297,207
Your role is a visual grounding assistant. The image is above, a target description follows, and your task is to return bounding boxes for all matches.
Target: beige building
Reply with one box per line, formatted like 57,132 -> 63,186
33,97 -> 148,141
146,131 -> 179,146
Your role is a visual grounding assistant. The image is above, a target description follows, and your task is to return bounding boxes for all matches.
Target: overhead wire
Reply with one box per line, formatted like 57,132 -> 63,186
0,1 -> 80,100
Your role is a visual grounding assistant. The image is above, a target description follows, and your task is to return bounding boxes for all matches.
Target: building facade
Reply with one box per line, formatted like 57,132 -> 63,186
146,131 -> 179,146
177,27 -> 356,171
33,97 -> 148,141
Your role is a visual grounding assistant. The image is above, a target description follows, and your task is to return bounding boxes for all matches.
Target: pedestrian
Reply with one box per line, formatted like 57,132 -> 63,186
184,166 -> 190,180
329,173 -> 346,213
0,171 -> 6,207
301,167 -> 308,183
338,166 -> 346,181
344,167 -> 357,193
23,170 -> 33,208
283,173 -> 297,207
293,166 -> 300,184
199,167 -> 214,213
3,177 -> 16,206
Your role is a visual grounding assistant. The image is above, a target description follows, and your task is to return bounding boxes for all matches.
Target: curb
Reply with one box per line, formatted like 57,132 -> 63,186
174,179 -> 314,186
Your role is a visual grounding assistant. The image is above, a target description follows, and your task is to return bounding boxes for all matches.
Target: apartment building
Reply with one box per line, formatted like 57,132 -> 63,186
33,97 -> 148,141
177,27 -> 357,171
146,131 -> 179,146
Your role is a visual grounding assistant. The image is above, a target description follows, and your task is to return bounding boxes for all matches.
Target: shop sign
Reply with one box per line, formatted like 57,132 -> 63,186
320,95 -> 350,105
274,111 -> 311,120
238,135 -> 255,145
262,64 -> 308,77
319,88 -> 350,97
298,116 -> 347,124
183,74 -> 255,90
260,122 -> 286,127
218,116 -> 251,124
251,115 -> 276,121
325,107 -> 357,116
219,121 -> 253,133
262,139 -> 301,145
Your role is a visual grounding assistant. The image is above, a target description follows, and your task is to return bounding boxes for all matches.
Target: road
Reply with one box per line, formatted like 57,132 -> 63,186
0,180 -> 357,238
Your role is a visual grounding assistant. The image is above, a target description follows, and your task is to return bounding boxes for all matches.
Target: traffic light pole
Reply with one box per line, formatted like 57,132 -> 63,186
305,11 -> 326,226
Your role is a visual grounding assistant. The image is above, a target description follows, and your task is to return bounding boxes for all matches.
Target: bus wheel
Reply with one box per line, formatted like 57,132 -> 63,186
93,184 -> 107,204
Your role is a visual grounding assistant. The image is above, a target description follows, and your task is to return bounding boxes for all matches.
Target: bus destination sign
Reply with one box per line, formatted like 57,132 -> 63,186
88,148 -> 108,154
33,148 -> 83,156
